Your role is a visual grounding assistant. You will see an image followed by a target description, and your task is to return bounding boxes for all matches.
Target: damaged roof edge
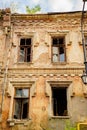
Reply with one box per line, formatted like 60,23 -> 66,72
0,8 -> 87,16
11,11 -> 86,21
48,10 -> 87,14
11,10 -> 87,16
10,11 -> 87,21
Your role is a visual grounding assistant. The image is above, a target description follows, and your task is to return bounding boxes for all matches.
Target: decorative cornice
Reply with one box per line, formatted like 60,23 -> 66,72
10,67 -> 84,71
45,80 -> 73,97
11,12 -> 82,21
6,80 -> 36,97
2,66 -> 84,78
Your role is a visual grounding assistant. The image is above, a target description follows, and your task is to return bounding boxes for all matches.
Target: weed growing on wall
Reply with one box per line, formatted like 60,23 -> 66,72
65,120 -> 76,130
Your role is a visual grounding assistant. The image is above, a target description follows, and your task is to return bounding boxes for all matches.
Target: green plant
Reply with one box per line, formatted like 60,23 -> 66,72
26,5 -> 41,14
65,121 -> 76,130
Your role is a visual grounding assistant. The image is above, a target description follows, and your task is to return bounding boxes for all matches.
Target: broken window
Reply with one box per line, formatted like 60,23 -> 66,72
52,87 -> 67,116
19,38 -> 32,62
52,37 -> 65,62
14,88 -> 29,119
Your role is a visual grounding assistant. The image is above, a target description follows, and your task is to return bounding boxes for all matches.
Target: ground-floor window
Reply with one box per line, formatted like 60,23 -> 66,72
52,87 -> 67,116
13,88 -> 29,119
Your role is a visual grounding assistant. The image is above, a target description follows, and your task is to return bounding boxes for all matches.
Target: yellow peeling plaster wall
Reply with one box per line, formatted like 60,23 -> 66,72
0,9 -> 87,130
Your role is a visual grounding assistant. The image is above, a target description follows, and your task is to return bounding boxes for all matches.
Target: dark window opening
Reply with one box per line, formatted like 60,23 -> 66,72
52,37 -> 65,62
19,38 -> 32,62
14,88 -> 29,119
52,87 -> 67,116
85,37 -> 87,61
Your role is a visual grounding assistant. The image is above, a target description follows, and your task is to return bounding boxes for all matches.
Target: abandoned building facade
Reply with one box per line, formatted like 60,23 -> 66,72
0,9 -> 87,130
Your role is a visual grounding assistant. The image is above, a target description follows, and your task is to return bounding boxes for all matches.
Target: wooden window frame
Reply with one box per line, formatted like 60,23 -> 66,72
51,36 -> 66,63
18,38 -> 32,62
7,80 -> 36,124
13,88 -> 30,119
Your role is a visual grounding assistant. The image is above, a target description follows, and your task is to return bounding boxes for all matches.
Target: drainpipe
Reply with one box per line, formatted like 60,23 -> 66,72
81,0 -> 87,84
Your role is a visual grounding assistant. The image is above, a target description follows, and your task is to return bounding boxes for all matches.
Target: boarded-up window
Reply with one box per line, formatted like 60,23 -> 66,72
14,88 -> 29,119
19,38 -> 32,62
52,37 -> 65,62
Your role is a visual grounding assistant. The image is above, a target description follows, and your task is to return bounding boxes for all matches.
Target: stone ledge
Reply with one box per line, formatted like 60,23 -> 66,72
51,116 -> 70,119
7,118 -> 31,126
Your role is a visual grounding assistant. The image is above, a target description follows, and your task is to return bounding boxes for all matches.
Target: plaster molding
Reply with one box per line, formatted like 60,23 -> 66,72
44,42 -> 49,47
67,41 -> 72,46
7,73 -> 83,79
7,79 -> 36,120
15,31 -> 35,37
34,32 -> 40,47
47,30 -> 69,36
79,41 -> 82,45
7,67 -> 84,78
7,80 -> 36,97
45,80 -> 72,97
34,42 -> 39,47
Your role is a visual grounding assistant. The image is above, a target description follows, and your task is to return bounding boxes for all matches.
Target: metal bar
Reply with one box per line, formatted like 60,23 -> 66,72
81,1 -> 87,74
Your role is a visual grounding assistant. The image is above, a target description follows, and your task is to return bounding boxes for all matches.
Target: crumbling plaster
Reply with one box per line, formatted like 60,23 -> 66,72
0,10 -> 87,130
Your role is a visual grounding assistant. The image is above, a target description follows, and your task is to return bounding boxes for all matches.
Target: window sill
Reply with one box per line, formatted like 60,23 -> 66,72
16,62 -> 33,67
17,62 -> 33,64
52,62 -> 67,65
51,116 -> 70,119
7,118 -> 31,126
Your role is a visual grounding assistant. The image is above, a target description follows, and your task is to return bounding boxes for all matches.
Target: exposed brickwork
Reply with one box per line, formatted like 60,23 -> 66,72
0,9 -> 87,130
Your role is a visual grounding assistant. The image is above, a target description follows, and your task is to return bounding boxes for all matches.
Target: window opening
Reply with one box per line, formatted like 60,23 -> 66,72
52,87 -> 67,116
14,88 -> 29,119
85,37 -> 87,61
52,37 -> 65,62
19,38 -> 32,62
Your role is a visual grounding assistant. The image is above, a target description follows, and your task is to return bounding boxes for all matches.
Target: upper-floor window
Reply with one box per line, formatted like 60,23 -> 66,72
52,37 -> 65,62
13,88 -> 29,119
19,38 -> 32,62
